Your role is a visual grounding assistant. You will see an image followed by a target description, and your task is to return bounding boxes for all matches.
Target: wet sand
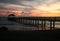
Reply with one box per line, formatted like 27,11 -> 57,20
15,27 -> 60,31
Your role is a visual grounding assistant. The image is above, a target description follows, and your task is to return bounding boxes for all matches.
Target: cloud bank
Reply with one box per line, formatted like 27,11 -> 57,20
0,0 -> 60,16
0,0 -> 60,10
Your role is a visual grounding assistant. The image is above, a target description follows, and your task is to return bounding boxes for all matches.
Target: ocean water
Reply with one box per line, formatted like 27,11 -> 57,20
0,17 -> 60,30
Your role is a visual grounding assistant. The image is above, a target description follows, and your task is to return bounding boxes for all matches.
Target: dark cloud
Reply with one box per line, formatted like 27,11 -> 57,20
0,0 -> 21,5
0,0 -> 34,4
0,3 -> 35,11
0,0 -> 60,6
0,0 -> 35,10
0,0 -> 60,11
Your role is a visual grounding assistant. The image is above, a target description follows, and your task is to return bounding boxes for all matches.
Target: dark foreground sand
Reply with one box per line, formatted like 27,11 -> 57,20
0,29 -> 60,41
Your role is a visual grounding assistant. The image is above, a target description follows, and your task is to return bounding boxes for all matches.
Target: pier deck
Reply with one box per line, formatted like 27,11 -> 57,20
8,16 -> 60,30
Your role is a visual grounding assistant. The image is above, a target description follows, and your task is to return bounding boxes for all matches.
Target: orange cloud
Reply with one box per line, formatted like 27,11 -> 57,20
0,9 -> 60,17
0,10 -> 22,16
30,10 -> 60,17
30,10 -> 50,16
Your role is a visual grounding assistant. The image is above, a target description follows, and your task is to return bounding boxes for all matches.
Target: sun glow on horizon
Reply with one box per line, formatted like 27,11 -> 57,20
0,0 -> 60,17
35,2 -> 60,14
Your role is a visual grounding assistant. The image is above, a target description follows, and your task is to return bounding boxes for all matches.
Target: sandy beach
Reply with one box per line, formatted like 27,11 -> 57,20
0,30 -> 60,41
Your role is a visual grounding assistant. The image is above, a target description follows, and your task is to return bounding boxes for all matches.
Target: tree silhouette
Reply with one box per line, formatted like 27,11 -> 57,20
0,26 -> 8,31
8,14 -> 15,17
8,14 -> 15,21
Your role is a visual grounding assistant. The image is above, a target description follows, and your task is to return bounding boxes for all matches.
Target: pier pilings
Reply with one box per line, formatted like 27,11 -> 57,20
8,17 -> 60,30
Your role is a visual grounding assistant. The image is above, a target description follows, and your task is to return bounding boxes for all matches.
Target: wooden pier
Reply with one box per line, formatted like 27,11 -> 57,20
8,16 -> 60,30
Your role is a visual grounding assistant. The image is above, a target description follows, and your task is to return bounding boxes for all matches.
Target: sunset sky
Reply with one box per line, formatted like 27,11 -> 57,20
0,0 -> 60,17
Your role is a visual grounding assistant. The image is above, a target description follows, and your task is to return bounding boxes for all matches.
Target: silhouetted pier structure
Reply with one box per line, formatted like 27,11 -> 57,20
8,16 -> 60,30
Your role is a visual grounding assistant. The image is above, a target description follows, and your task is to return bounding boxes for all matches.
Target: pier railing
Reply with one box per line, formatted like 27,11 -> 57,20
8,16 -> 60,30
